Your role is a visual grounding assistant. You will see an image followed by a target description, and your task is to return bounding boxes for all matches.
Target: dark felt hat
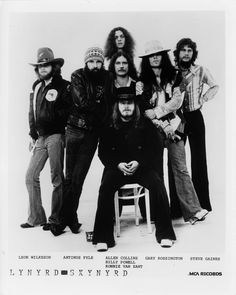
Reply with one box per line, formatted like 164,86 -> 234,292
116,86 -> 137,102
29,47 -> 64,67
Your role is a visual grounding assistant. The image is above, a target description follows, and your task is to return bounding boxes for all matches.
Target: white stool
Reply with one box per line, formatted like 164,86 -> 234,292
114,183 -> 152,237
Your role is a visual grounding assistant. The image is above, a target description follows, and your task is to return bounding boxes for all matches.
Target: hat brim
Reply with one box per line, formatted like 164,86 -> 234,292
29,58 -> 64,67
117,94 -> 136,101
139,49 -> 170,58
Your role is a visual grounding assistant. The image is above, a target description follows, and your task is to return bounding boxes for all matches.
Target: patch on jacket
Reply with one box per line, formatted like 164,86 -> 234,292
45,89 -> 58,101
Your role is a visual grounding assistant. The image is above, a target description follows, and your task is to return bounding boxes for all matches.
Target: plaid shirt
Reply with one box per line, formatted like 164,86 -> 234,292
182,65 -> 219,112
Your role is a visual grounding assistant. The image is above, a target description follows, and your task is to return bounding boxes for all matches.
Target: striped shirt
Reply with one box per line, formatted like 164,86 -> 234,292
181,65 -> 219,112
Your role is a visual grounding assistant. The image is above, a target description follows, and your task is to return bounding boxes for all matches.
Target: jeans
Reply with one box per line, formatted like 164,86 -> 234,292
92,167 -> 176,246
25,134 -> 65,226
60,125 -> 98,225
166,139 -> 202,221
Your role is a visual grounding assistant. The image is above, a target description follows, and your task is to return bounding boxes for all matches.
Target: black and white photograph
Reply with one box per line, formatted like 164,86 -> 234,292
0,0 -> 235,294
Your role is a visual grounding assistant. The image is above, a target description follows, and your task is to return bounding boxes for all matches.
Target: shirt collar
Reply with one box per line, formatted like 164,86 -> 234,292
189,65 -> 197,75
183,65 -> 199,76
114,76 -> 135,88
43,77 -> 53,87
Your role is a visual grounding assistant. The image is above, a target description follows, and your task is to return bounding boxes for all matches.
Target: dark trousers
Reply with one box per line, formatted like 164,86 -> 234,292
92,167 -> 176,246
139,129 -> 165,220
169,109 -> 211,216
60,125 -> 98,225
120,129 -> 164,221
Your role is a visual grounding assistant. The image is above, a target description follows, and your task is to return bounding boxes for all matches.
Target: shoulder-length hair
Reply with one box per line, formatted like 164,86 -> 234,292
108,51 -> 137,81
173,38 -> 198,66
34,62 -> 62,80
139,51 -> 176,88
104,27 -> 135,60
111,101 -> 141,130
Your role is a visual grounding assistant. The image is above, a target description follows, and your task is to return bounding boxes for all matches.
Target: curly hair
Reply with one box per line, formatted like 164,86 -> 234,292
108,51 -> 137,81
104,27 -> 135,60
139,51 -> 176,88
173,38 -> 198,66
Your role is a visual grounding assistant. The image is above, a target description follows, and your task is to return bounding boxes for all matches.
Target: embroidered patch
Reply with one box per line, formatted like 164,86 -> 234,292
45,89 -> 58,101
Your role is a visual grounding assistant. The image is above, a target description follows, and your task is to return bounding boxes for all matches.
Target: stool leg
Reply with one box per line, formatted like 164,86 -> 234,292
114,192 -> 120,237
145,189 -> 152,234
134,198 -> 139,226
133,187 -> 139,226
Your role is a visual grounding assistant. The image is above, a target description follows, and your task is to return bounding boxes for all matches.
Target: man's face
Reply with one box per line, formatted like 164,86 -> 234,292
149,53 -> 162,68
115,56 -> 129,77
118,100 -> 135,121
87,59 -> 103,72
179,45 -> 193,63
38,63 -> 53,80
115,30 -> 125,49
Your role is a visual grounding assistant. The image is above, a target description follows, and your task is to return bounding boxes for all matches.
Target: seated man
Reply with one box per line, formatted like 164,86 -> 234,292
92,87 -> 176,251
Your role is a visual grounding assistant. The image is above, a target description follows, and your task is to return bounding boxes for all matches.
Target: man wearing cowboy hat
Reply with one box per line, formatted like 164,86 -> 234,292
57,46 -> 112,236
92,86 -> 176,251
137,40 -> 208,225
21,47 -> 71,232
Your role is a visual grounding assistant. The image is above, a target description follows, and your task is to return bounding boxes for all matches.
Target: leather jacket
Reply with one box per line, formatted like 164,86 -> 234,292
67,67 -> 113,131
29,74 -> 71,140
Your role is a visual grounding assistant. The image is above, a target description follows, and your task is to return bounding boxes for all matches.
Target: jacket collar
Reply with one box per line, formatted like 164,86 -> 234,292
33,74 -> 63,90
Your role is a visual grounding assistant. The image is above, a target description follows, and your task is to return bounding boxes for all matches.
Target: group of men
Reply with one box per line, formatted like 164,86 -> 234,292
20,33 -> 219,250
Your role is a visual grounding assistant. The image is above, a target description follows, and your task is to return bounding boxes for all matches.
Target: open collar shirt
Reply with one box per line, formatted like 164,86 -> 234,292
181,64 -> 219,112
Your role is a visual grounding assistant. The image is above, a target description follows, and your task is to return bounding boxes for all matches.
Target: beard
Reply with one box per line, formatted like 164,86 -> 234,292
120,114 -> 133,122
179,59 -> 192,69
120,110 -> 135,122
86,66 -> 104,82
39,71 -> 53,81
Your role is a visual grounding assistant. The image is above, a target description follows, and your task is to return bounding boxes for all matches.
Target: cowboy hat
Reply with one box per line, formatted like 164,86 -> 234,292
139,40 -> 170,58
29,47 -> 64,67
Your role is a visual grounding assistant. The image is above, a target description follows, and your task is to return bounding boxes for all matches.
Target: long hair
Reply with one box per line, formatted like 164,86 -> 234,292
173,38 -> 198,66
104,27 -> 135,60
34,62 -> 62,80
111,101 -> 141,130
108,51 -> 137,81
139,51 -> 176,88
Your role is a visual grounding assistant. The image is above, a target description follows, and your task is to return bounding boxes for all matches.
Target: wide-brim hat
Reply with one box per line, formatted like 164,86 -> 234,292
29,47 -> 64,67
139,40 -> 170,58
